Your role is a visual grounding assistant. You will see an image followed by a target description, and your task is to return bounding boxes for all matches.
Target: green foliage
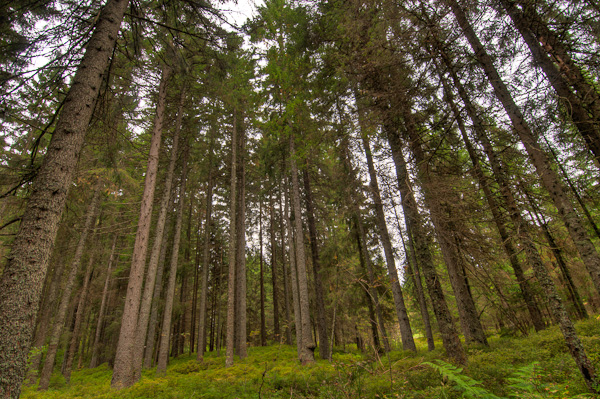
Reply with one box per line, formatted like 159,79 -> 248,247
426,360 -> 596,399
27,345 -> 47,368
425,360 -> 504,399
20,323 -> 600,399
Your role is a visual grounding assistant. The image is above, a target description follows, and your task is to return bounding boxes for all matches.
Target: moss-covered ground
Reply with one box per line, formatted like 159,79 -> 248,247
22,318 -> 600,398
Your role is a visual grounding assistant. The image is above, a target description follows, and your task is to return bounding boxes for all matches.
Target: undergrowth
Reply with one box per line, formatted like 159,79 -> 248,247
21,318 -> 600,398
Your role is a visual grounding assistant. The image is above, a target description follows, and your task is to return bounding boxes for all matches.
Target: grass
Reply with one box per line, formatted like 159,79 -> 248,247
22,318 -> 600,398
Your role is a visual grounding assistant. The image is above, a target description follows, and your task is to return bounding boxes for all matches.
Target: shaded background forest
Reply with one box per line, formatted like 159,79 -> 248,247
1,0 -> 600,396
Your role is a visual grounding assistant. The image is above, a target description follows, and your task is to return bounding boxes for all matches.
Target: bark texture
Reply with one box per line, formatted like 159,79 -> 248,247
285,182 -> 303,359
156,147 -> 190,375
0,1 -> 129,395
197,129 -> 215,361
132,85 -> 185,382
235,121 -> 247,359
302,166 -> 330,359
289,135 -> 316,364
225,113 -> 239,368
259,200 -> 267,346
386,121 -> 466,364
111,64 -> 170,389
269,193 -> 281,341
361,133 -> 416,352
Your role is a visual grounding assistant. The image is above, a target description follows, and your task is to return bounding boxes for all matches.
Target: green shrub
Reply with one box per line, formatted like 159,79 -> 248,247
170,360 -> 201,374
20,319 -> 600,399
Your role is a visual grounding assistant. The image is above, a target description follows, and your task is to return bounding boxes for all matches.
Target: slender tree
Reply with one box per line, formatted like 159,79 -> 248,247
225,111 -> 239,368
112,64 -> 171,389
156,145 -> 190,375
289,134 -> 316,364
501,0 -> 600,167
435,49 -> 546,332
269,192 -> 281,341
89,234 -> 118,368
386,119 -> 467,364
131,85 -> 186,382
197,128 -> 216,361
39,184 -> 102,390
235,116 -> 248,359
443,0 -> 600,300
259,199 -> 267,346
302,164 -> 330,359
63,249 -> 97,383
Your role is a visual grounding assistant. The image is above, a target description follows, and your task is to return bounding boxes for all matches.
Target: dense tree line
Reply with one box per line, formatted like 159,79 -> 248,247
0,0 -> 599,397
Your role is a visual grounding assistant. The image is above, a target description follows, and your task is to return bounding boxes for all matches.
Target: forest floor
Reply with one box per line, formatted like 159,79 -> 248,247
22,318 -> 600,399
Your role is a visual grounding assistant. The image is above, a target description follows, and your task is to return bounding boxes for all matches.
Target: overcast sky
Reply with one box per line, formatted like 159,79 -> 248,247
221,0 -> 264,27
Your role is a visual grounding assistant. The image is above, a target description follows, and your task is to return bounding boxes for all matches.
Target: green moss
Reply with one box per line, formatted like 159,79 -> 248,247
21,320 -> 600,399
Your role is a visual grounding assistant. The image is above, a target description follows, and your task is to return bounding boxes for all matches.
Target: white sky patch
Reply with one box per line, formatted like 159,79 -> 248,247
221,0 -> 264,28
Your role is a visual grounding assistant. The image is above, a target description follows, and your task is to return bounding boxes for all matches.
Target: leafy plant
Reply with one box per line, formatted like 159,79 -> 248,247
425,360 -> 503,399
426,360 -> 594,399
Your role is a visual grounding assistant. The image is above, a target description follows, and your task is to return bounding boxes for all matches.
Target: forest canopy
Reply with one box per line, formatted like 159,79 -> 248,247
0,0 -> 599,397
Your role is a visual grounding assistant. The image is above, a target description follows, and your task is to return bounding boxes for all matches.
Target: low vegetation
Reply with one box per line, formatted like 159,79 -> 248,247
23,318 -> 600,399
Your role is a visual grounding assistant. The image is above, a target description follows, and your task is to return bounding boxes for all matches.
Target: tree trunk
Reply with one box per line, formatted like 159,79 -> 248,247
284,181 -> 304,359
90,234 -> 118,368
39,184 -> 102,390
360,133 -> 416,352
279,189 -> 293,346
302,165 -> 330,359
112,64 -> 170,389
190,216 -> 201,356
213,247 -> 225,354
27,241 -> 70,384
269,193 -> 281,341
445,0 -> 600,300
259,200 -> 267,346
500,0 -> 600,167
354,216 -> 390,353
289,135 -> 315,364
445,1 -> 600,388
405,116 -> 487,346
79,309 -> 93,369
386,121 -> 466,364
235,119 -> 247,359
523,185 -> 589,320
156,146 -> 190,375
178,272 -> 188,356
143,204 -> 174,368
437,53 -> 546,332
197,129 -> 215,361
0,1 -> 129,395
131,84 -> 185,382
63,251 -> 96,383
387,191 -> 435,351
225,112 -> 239,368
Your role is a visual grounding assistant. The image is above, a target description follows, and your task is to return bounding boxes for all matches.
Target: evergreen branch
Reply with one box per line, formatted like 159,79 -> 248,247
124,13 -> 212,43
0,217 -> 21,231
